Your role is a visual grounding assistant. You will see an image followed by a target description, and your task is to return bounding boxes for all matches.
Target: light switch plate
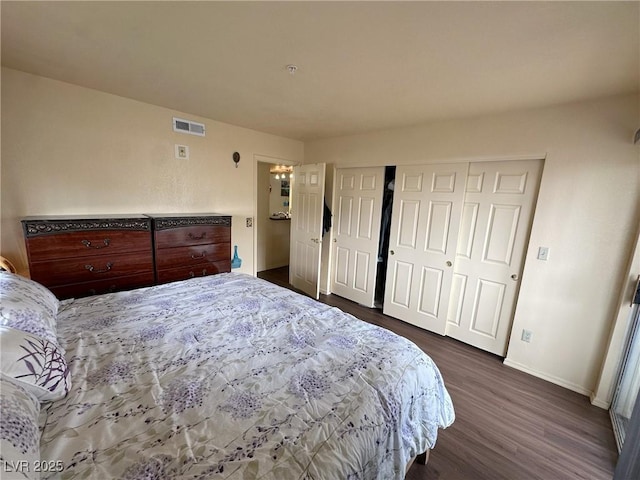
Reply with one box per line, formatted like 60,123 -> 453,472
175,144 -> 189,159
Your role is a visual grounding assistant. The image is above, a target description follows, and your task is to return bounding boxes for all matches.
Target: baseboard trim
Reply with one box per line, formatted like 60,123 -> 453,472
590,392 -> 611,410
503,358 -> 597,403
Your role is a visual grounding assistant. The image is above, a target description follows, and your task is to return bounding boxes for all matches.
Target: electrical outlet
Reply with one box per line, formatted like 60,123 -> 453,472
521,329 -> 532,343
246,217 -> 253,228
537,246 -> 549,261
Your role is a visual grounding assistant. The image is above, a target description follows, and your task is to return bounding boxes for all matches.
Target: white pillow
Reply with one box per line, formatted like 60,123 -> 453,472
0,374 -> 41,480
0,272 -> 59,345
0,326 -> 71,402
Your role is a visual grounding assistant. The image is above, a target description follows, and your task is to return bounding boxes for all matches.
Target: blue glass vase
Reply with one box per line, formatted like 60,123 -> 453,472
231,245 -> 242,269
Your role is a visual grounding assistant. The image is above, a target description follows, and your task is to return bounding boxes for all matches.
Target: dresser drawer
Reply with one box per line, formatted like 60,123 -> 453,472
155,225 -> 231,249
29,251 -> 154,287
155,243 -> 230,270
157,260 -> 231,284
26,230 -> 151,261
49,272 -> 155,300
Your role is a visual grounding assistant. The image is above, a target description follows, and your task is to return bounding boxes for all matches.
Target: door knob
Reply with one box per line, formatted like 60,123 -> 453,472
446,261 -> 453,267
390,250 -> 395,255
511,274 -> 519,281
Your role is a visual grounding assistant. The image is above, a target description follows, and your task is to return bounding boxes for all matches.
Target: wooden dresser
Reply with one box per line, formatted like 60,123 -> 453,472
148,213 -> 232,284
22,215 -> 155,299
22,213 -> 232,299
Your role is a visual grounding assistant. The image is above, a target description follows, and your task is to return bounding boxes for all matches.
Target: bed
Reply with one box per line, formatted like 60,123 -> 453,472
0,271 -> 454,479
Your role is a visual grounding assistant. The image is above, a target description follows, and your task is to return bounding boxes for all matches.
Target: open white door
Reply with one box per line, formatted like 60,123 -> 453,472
289,163 -> 326,299
446,159 -> 543,356
331,167 -> 385,307
383,163 -> 468,334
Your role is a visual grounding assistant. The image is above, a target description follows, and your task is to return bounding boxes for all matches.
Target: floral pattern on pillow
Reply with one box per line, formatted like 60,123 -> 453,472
0,272 -> 59,346
0,326 -> 71,402
0,374 -> 41,480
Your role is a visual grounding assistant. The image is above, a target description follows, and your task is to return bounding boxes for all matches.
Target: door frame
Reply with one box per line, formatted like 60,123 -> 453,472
592,222 -> 640,408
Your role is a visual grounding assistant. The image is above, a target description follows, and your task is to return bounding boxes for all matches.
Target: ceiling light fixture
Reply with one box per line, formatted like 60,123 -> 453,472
286,64 -> 298,75
270,165 -> 294,178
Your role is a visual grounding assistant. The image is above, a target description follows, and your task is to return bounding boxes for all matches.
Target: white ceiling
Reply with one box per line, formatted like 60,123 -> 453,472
2,1 -> 639,141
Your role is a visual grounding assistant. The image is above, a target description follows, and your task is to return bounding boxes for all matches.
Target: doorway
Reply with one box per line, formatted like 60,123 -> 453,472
611,283 -> 640,451
255,157 -> 296,276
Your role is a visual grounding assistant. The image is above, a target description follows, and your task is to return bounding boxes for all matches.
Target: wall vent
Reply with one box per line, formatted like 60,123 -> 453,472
173,117 -> 205,136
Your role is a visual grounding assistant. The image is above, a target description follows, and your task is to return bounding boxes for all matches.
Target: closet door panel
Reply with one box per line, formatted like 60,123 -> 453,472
331,167 -> 384,307
446,159 -> 543,356
383,163 -> 468,334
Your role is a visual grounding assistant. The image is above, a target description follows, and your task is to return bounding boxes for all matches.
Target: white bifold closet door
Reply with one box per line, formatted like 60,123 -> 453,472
331,167 -> 385,308
383,163 -> 468,334
383,159 -> 542,356
446,159 -> 543,356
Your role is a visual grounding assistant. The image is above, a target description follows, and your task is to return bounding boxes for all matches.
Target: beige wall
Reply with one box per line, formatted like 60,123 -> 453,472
1,68 -> 303,275
306,94 -> 640,398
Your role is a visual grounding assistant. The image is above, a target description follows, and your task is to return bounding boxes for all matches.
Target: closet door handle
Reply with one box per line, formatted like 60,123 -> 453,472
390,250 -> 395,255
511,274 -> 519,281
446,261 -> 453,267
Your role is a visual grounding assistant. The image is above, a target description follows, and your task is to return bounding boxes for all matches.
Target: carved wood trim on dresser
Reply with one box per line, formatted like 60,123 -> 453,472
22,215 -> 155,300
147,213 -> 232,285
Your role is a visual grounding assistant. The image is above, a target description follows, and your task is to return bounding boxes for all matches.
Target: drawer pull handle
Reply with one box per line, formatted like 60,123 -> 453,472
188,232 -> 206,241
191,252 -> 206,259
82,239 -> 110,249
85,262 -> 113,273
88,285 -> 116,296
189,268 -> 208,278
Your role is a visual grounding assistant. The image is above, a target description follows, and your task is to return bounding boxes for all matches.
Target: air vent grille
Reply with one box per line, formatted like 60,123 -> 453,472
173,117 -> 206,136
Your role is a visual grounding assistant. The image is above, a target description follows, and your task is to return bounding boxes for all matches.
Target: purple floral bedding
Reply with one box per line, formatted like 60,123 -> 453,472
39,273 -> 454,479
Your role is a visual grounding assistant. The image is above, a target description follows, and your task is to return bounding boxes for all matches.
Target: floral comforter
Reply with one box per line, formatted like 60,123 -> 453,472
40,273 -> 454,479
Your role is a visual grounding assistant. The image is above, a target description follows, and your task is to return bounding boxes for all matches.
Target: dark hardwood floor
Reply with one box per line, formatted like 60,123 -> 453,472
258,267 -> 618,480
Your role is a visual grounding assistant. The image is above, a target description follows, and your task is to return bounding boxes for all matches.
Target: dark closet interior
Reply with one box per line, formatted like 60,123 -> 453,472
374,165 -> 396,308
